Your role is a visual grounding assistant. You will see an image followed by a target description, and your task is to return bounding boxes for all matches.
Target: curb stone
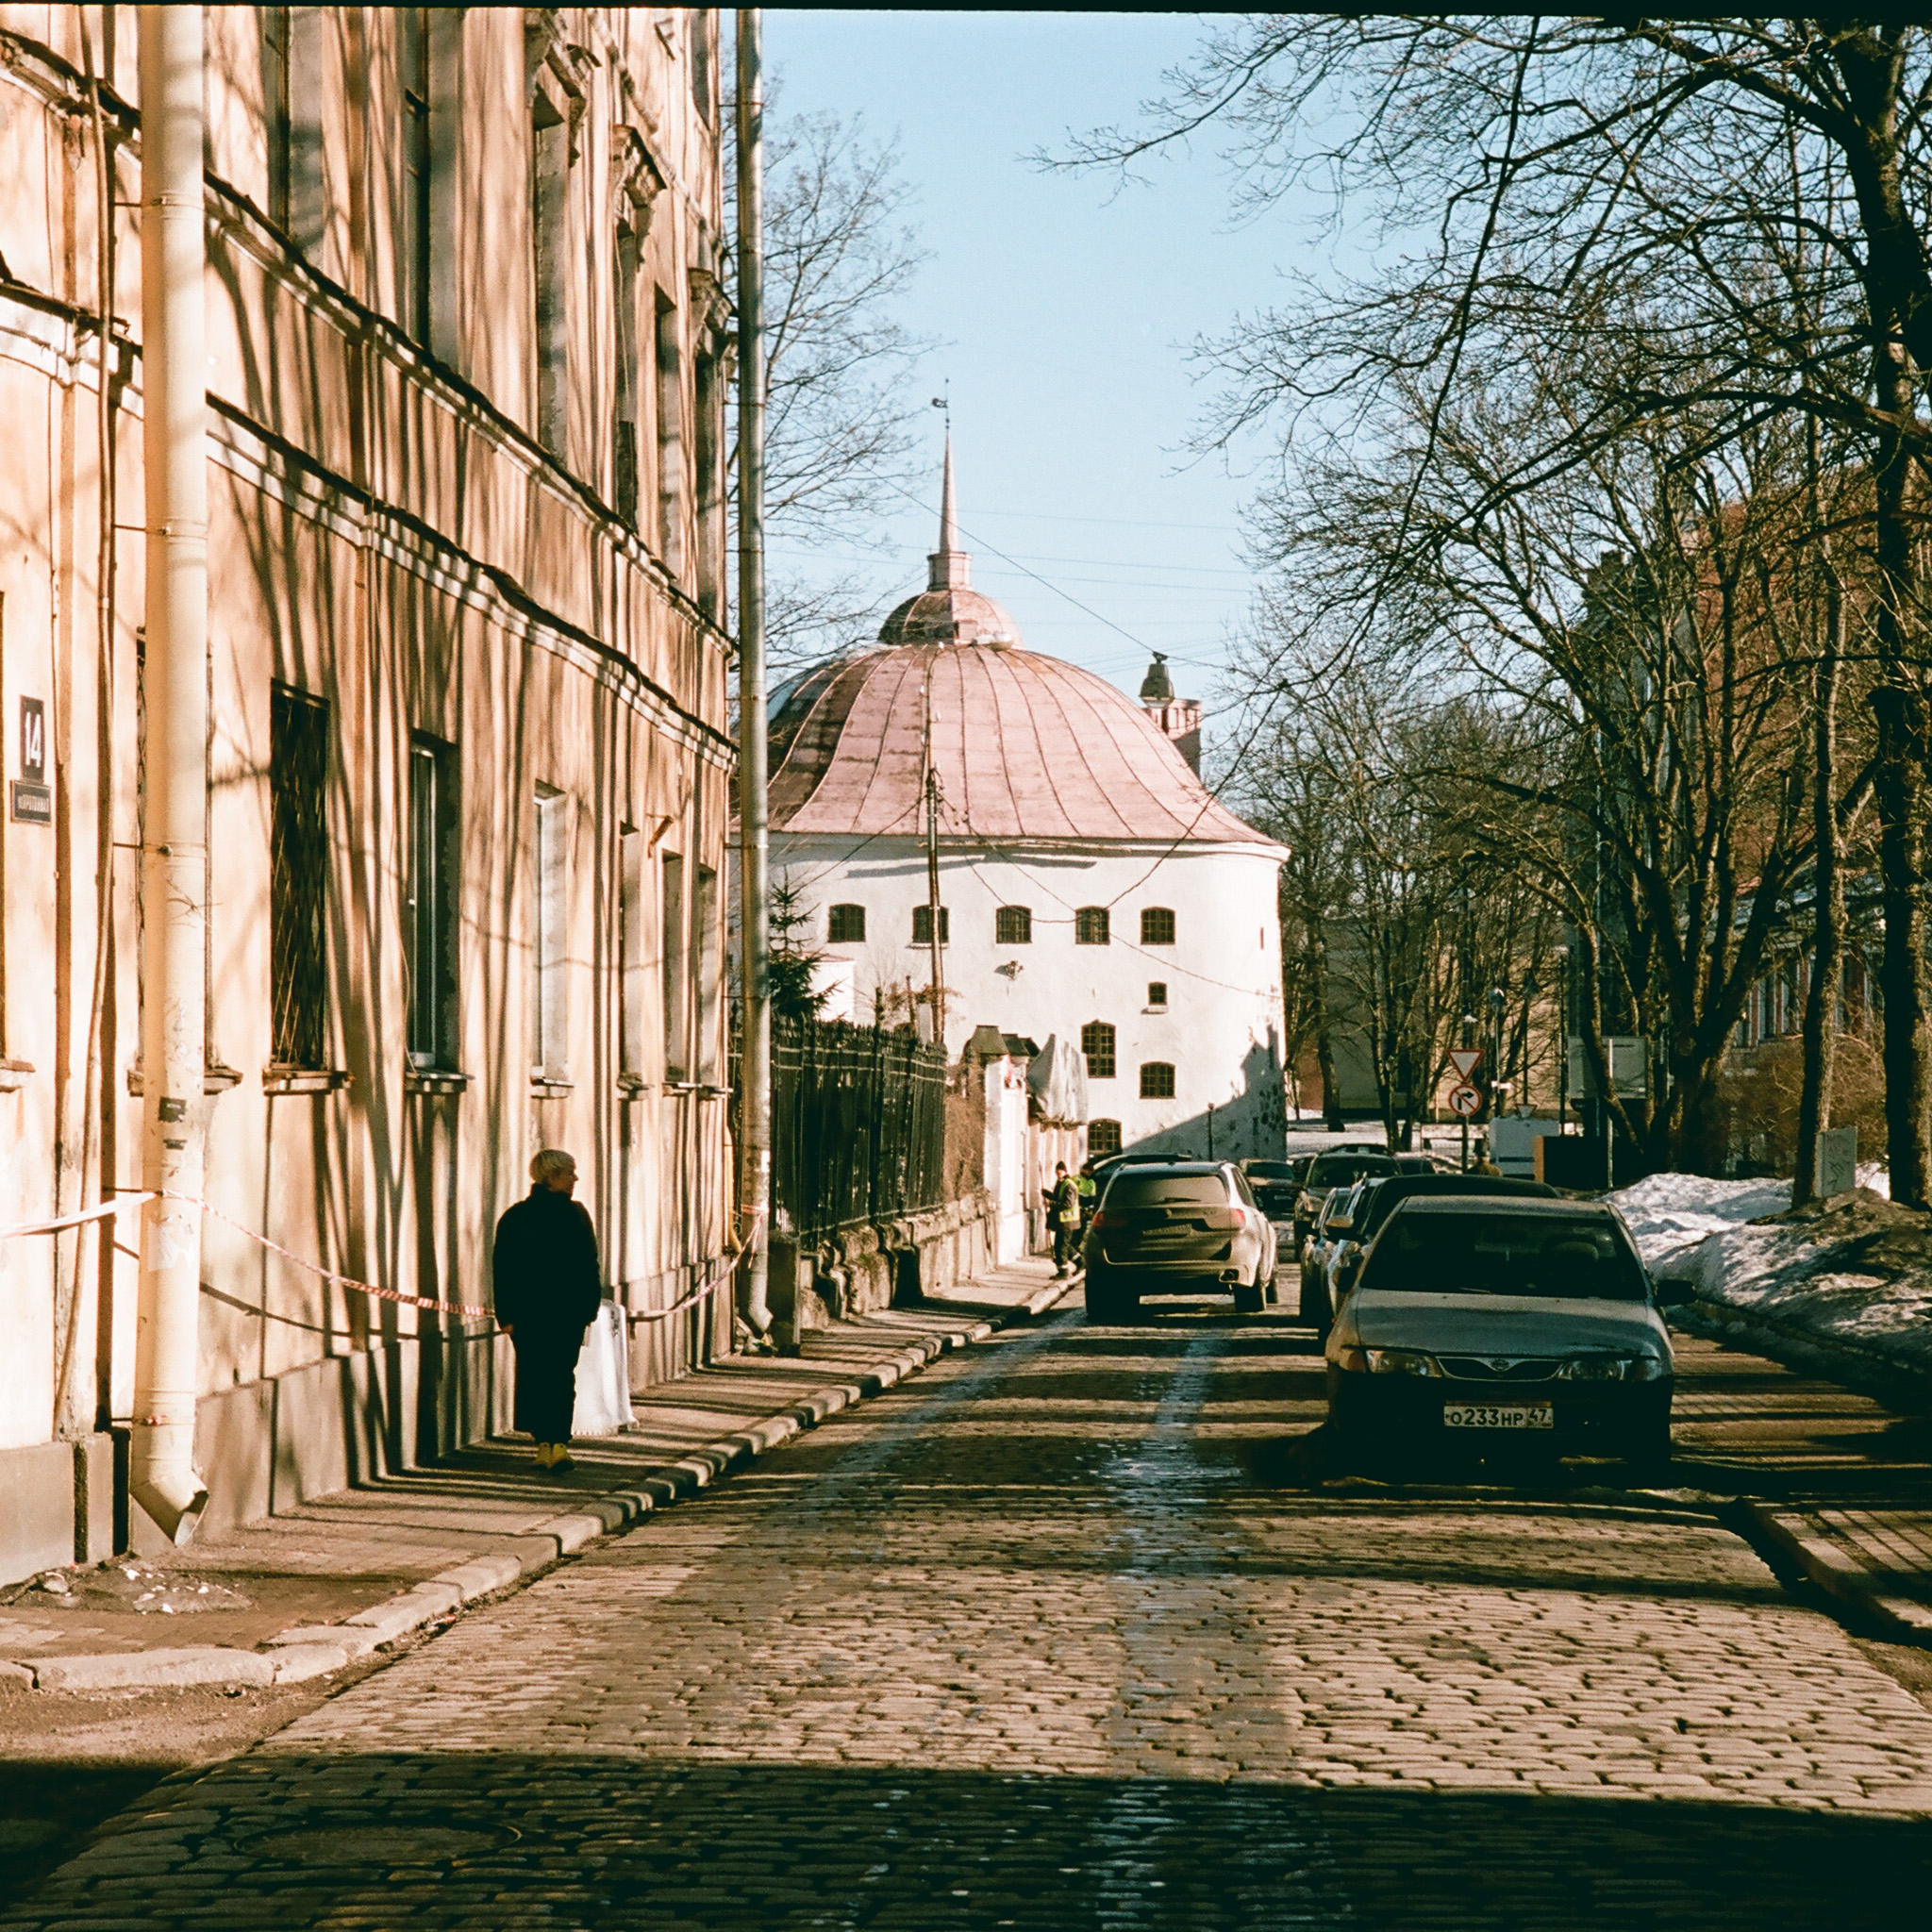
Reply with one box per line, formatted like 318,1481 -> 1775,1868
13,1274 -> 1078,1693
1740,1501 -> 1932,1647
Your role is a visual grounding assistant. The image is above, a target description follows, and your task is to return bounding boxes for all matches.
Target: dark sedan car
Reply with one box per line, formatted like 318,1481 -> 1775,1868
1291,1148 -> 1398,1256
1324,1197 -> 1676,1474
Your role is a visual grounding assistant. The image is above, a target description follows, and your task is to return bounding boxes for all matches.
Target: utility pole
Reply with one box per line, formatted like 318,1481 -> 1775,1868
923,672 -> 945,1045
734,9 -> 772,1340
130,3 -> 209,1543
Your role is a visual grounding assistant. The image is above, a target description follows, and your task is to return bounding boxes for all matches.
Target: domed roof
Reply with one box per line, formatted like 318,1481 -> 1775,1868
768,643 -> 1271,844
768,442 -> 1275,847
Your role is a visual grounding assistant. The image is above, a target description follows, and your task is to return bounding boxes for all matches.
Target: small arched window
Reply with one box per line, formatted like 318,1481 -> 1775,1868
1080,1021 -> 1117,1080
995,905 -> 1032,944
1088,1119 -> 1122,1157
1074,906 -> 1110,945
827,904 -> 865,943
1141,907 -> 1175,946
1140,1061 -> 1176,1100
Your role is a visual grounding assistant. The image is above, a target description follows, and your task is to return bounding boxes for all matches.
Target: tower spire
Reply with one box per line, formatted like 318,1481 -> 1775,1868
927,434 -> 971,591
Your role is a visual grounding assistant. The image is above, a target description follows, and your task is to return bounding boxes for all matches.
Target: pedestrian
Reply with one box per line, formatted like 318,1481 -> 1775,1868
493,1148 -> 604,1473
1048,1161 -> 1081,1276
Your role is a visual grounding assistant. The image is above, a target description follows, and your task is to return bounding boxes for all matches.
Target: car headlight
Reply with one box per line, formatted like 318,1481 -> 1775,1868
1557,1354 -> 1669,1382
1366,1348 -> 1439,1376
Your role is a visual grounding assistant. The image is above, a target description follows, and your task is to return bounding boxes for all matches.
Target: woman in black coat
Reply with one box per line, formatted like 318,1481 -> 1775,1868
492,1148 -> 604,1472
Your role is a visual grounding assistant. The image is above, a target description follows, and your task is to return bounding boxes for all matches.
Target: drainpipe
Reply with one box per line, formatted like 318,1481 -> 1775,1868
734,10 -> 773,1340
130,3 -> 209,1542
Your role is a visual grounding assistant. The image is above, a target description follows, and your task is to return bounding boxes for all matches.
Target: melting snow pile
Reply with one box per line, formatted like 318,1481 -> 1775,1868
1607,1170 -> 1932,1377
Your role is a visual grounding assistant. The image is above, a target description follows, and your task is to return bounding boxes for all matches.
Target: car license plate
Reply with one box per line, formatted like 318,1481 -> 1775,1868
1443,1402 -> 1553,1430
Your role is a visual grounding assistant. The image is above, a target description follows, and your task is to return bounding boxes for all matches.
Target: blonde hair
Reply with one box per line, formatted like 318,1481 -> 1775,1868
530,1147 -> 576,1185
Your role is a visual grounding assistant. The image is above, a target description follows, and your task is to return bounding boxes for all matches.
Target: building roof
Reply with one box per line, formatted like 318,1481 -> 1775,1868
768,644 -> 1271,843
770,443 -> 1276,848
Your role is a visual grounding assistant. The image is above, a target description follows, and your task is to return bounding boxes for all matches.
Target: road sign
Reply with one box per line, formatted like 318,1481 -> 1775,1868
1448,1047 -> 1482,1081
1448,1083 -> 1482,1118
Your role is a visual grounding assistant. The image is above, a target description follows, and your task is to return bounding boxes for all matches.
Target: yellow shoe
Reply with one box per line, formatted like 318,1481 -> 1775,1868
534,1441 -> 556,1468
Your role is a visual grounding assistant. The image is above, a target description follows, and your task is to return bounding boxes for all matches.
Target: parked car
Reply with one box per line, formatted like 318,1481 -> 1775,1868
1291,1148 -> 1399,1257
1298,1181 -> 1369,1328
1084,1161 -> 1279,1321
1324,1196 -> 1680,1474
1319,1174 -> 1560,1325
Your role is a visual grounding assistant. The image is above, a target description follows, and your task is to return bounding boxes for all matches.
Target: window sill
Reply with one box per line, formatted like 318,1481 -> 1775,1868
262,1067 -> 352,1094
1144,1007 -> 1169,1017
616,1074 -> 650,1097
0,1058 -> 32,1092
126,1062 -> 244,1097
530,1074 -> 575,1096
404,1068 -> 470,1095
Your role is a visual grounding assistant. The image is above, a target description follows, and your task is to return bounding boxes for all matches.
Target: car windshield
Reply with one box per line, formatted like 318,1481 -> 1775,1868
1360,1210 -> 1647,1302
1307,1153 -> 1397,1187
1104,1174 -> 1229,1208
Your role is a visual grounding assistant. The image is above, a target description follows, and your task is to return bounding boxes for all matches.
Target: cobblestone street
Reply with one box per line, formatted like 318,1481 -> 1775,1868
10,1298 -> 1932,1929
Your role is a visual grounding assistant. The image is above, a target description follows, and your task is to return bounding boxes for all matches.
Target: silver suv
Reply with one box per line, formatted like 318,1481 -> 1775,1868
1084,1161 -> 1279,1321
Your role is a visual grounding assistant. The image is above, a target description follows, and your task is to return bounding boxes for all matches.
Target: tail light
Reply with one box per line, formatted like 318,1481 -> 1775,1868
1229,1207 -> 1247,1228
1091,1210 -> 1118,1229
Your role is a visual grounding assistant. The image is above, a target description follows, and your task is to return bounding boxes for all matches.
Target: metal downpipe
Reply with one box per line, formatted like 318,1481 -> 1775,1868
129,3 -> 209,1542
735,10 -> 773,1339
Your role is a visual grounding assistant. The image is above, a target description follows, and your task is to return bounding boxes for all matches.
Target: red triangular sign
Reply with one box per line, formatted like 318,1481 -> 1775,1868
1448,1047 -> 1482,1080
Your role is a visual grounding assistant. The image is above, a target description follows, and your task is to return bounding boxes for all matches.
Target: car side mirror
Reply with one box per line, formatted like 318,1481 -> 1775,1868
1652,1276 -> 1694,1309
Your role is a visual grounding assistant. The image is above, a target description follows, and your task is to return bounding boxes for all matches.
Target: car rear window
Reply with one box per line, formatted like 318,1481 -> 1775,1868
1103,1174 -> 1229,1208
1254,1184 -> 1299,1215
1307,1153 -> 1396,1187
1361,1210 -> 1646,1301
1244,1161 -> 1299,1181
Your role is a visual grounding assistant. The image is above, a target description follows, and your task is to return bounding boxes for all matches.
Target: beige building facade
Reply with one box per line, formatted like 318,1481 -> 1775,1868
0,7 -> 734,1578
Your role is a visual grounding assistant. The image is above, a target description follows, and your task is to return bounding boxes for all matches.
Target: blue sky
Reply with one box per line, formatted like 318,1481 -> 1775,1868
764,10 -> 1305,728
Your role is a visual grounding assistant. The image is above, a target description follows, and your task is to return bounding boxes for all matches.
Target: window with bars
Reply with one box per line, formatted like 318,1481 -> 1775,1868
827,903 -> 866,943
1140,1061 -> 1176,1100
1080,1021 -> 1116,1081
911,904 -> 950,947
270,685 -> 329,1068
1141,906 -> 1175,946
995,905 -> 1032,944
407,735 -> 459,1066
1146,982 -> 1168,1009
1088,1118 -> 1122,1158
1074,906 -> 1109,945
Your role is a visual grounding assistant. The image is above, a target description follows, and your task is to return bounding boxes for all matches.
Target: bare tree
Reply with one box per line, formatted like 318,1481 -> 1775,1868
1064,16 -> 1932,1200
730,104 -> 936,666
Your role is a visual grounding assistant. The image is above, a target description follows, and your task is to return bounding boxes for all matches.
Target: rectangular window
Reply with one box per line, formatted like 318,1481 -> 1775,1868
531,89 -> 571,456
661,852 -> 687,1081
1140,1061 -> 1176,1100
613,224 -> 642,525
656,291 -> 685,575
533,788 -> 568,1076
270,685 -> 329,1069
407,735 -> 459,1066
1141,906 -> 1175,946
827,903 -> 866,943
1075,906 -> 1110,945
620,826 -> 646,1080
911,904 -> 950,947
399,8 -> 432,340
696,864 -> 720,1085
1146,982 -> 1168,1009
1080,1021 -> 1116,1081
694,340 -> 724,622
995,905 -> 1032,944
261,7 -> 291,231
1088,1119 -> 1123,1158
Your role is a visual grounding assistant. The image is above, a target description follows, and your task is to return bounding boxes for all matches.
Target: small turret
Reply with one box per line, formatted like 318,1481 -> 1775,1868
1140,653 -> 1201,774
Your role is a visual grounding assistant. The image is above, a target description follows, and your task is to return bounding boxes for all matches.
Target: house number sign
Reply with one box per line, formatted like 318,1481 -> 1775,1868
11,695 -> 51,824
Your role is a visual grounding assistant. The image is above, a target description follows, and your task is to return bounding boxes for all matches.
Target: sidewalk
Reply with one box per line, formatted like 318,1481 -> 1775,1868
0,1258 -> 1075,1693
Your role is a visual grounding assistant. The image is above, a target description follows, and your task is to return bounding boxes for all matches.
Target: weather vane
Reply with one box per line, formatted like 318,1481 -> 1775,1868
931,384 -> 949,429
